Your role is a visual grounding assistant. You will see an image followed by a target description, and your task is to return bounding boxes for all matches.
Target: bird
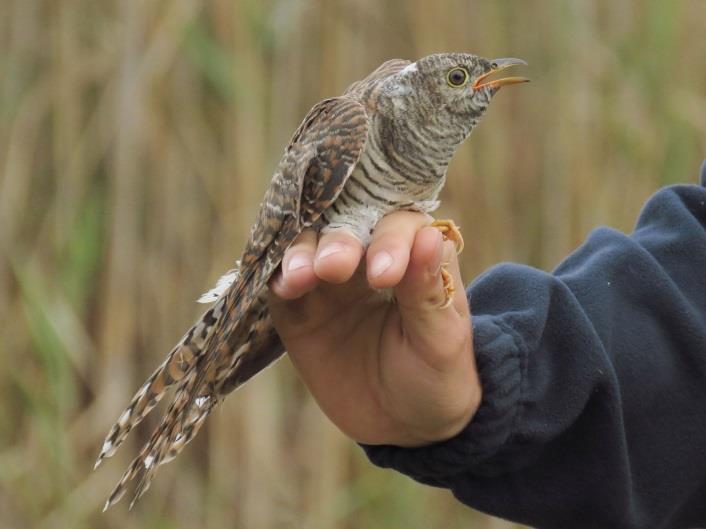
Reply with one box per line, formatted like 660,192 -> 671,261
95,52 -> 528,510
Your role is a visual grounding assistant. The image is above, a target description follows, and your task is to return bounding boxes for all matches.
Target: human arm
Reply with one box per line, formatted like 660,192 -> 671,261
363,179 -> 706,529
269,166 -> 706,529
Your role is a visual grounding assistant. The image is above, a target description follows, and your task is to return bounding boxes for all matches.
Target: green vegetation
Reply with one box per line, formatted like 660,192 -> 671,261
1,1 -> 704,527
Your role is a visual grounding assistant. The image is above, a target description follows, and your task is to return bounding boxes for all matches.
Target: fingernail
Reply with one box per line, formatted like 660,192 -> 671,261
287,253 -> 311,273
317,242 -> 346,261
370,251 -> 393,278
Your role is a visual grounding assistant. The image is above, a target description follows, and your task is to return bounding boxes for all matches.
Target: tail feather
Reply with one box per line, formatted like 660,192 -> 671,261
103,369 -> 217,511
95,299 -> 226,469
98,226 -> 296,509
101,297 -> 277,510
196,264 -> 240,304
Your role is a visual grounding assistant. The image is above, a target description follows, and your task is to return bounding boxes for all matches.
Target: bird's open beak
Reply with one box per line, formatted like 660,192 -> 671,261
473,58 -> 529,90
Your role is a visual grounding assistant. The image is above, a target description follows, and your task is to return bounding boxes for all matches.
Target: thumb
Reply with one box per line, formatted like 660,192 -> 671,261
393,226 -> 470,363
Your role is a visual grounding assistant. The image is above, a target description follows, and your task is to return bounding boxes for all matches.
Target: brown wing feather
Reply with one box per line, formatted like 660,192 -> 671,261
100,96 -> 369,510
185,96 -> 370,414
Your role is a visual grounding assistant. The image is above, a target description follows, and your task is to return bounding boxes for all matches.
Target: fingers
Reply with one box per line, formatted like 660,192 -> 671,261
314,230 -> 364,283
395,225 -> 469,317
270,210 -> 449,300
366,211 -> 433,289
269,228 -> 365,300
392,226 -> 471,371
269,230 -> 319,300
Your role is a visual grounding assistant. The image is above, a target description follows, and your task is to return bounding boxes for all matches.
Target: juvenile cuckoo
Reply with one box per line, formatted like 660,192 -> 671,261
96,52 -> 527,509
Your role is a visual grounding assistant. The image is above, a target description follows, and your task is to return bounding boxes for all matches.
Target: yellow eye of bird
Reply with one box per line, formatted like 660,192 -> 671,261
447,67 -> 469,87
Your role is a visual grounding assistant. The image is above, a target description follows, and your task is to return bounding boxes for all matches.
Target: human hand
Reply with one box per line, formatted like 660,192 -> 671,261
268,211 -> 481,447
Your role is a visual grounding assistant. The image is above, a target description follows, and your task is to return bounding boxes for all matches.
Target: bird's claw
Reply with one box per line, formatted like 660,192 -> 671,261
431,219 -> 461,309
439,264 -> 455,309
431,219 -> 464,254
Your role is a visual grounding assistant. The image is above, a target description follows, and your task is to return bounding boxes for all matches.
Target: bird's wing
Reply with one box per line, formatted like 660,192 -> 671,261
99,96 -> 369,510
196,60 -> 410,301
239,95 -> 370,275
190,95 -> 370,401
198,92 -> 378,301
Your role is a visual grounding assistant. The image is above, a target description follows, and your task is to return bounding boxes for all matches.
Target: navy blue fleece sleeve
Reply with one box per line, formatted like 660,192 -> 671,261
363,164 -> 706,529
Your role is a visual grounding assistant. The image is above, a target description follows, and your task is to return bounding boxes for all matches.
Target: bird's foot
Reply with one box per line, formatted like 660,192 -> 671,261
430,219 -> 464,254
430,219 -> 461,309
439,264 -> 455,309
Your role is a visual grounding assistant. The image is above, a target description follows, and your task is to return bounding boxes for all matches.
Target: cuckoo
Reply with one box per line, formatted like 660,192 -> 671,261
95,52 -> 528,509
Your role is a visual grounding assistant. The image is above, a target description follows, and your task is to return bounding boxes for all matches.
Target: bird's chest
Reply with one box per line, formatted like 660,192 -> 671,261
319,147 -> 443,246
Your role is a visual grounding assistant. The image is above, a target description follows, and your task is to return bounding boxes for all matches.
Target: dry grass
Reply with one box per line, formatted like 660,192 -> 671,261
1,1 -> 705,528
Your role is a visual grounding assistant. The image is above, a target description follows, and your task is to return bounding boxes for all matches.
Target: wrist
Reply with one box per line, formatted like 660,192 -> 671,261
385,371 -> 482,448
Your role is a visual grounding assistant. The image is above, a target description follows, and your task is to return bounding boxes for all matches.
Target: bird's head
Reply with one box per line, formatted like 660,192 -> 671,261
381,52 -> 528,147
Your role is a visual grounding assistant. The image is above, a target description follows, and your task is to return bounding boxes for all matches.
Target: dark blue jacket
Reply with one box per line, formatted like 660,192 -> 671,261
364,161 -> 706,529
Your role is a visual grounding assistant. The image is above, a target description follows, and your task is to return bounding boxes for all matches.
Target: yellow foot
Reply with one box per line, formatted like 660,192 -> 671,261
431,219 -> 464,254
439,264 -> 455,309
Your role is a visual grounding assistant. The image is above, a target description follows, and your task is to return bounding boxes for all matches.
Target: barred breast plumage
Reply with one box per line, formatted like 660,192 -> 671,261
95,52 -> 527,510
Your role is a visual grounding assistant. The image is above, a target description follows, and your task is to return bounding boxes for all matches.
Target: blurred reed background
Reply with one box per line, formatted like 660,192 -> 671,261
1,0 -> 705,528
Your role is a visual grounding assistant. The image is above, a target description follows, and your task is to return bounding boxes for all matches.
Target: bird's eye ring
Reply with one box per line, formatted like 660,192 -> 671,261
446,67 -> 469,87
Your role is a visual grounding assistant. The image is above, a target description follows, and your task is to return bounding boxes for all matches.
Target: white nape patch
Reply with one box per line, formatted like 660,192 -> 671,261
144,455 -> 154,469
400,62 -> 418,75
389,84 -> 412,98
197,267 -> 239,303
195,396 -> 209,408
386,63 -> 418,98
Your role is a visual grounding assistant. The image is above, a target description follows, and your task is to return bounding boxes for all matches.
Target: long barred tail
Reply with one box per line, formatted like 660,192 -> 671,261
102,368 -> 216,510
99,290 -> 285,511
98,215 -> 299,509
94,296 -> 227,468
